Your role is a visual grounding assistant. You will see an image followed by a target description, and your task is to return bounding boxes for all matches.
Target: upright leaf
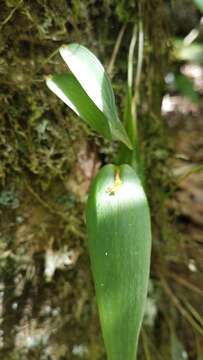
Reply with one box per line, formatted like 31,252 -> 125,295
46,73 -> 111,139
59,44 -> 133,149
86,164 -> 151,360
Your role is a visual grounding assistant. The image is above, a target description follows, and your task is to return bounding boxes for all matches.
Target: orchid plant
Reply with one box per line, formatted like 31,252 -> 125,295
46,35 -> 151,360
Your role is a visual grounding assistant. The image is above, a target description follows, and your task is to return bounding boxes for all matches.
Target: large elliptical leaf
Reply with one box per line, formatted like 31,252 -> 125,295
59,43 -> 133,149
86,164 -> 151,360
46,73 -> 111,139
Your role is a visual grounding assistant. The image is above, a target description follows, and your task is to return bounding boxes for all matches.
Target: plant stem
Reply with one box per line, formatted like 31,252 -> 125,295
131,17 -> 144,140
116,25 -> 137,169
117,19 -> 145,183
107,24 -> 127,78
123,24 -> 137,146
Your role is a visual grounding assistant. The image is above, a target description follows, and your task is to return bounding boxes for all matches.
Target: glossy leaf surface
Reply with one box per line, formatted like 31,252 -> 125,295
46,73 -> 111,139
59,44 -> 132,149
86,164 -> 151,360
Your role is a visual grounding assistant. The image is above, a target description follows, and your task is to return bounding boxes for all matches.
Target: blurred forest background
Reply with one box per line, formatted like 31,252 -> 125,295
0,0 -> 203,359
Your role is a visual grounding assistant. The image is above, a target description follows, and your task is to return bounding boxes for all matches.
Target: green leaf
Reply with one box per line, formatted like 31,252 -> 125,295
46,73 -> 111,139
59,43 -> 133,149
193,0 -> 203,13
174,39 -> 203,63
86,164 -> 151,360
175,74 -> 199,103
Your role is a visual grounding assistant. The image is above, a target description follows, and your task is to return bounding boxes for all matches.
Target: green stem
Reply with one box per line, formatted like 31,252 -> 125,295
134,18 -> 144,111
117,18 -> 144,182
107,24 -> 127,77
124,24 -> 137,146
131,17 -> 144,146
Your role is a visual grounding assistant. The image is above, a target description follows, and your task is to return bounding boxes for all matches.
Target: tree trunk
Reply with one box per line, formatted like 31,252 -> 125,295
0,1 -> 169,359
